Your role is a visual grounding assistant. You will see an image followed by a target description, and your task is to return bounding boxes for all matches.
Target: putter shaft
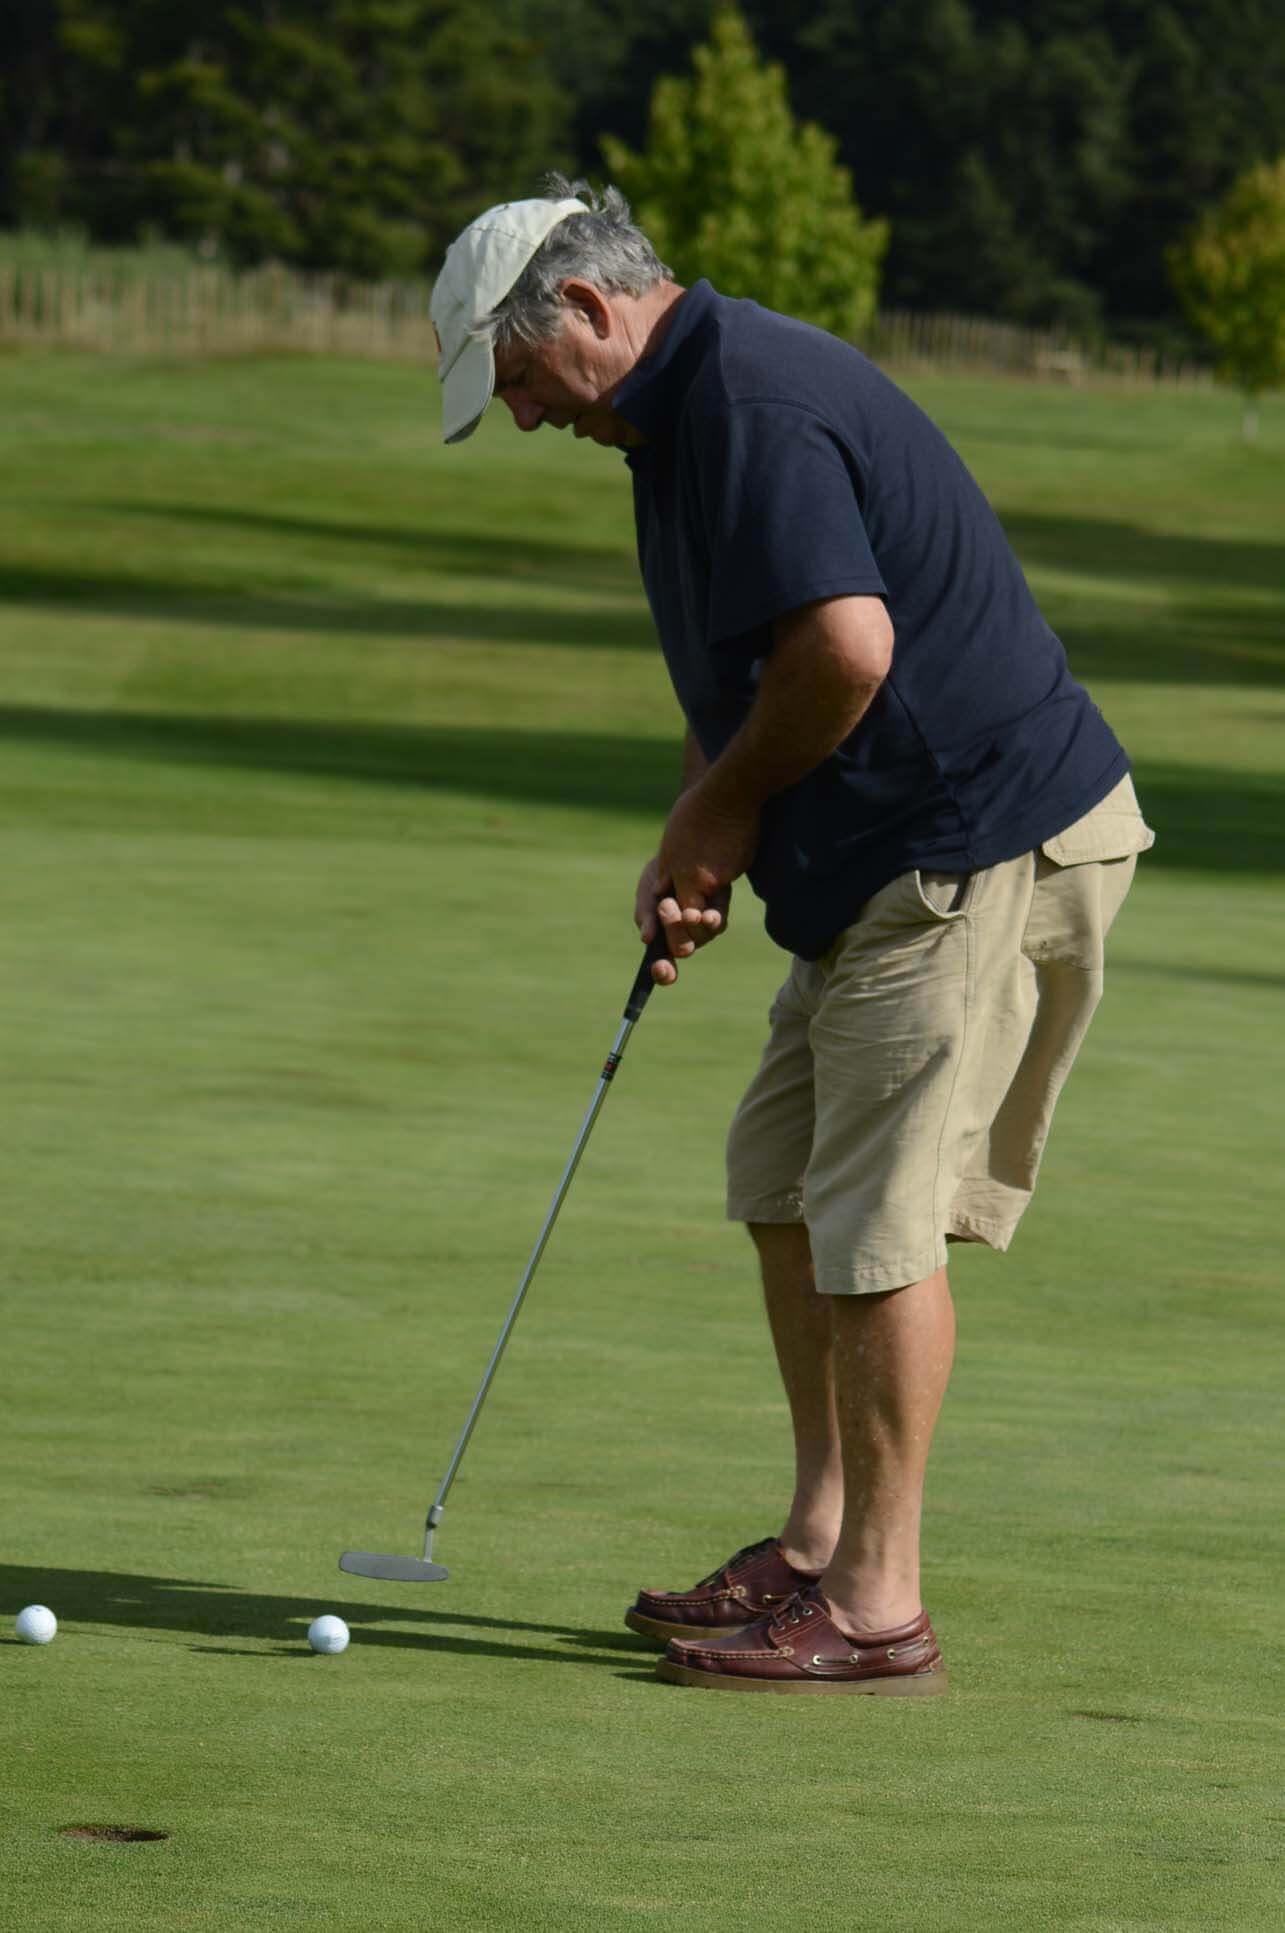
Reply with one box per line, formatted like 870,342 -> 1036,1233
421,1008 -> 640,1561
340,933 -> 666,1581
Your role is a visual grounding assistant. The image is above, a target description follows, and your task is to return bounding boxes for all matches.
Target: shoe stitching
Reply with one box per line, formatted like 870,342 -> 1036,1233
680,1648 -> 781,1663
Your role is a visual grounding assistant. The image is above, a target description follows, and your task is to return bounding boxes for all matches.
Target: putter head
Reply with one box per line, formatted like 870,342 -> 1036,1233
339,1551 -> 450,1583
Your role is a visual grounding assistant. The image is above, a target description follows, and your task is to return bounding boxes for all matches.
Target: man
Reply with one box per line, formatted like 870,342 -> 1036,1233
430,179 -> 1153,1696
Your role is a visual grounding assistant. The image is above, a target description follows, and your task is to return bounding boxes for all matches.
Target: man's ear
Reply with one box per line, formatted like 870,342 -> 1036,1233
560,279 -> 613,339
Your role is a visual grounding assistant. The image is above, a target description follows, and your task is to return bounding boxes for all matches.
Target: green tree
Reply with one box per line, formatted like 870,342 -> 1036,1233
772,0 -> 1132,329
602,6 -> 887,340
1169,157 -> 1285,440
2,1 -> 570,275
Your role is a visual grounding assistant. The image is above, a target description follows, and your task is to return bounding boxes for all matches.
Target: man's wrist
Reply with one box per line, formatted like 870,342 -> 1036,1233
695,755 -> 764,820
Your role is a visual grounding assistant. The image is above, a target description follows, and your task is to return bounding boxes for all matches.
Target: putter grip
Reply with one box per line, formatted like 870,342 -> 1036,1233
624,928 -> 672,1022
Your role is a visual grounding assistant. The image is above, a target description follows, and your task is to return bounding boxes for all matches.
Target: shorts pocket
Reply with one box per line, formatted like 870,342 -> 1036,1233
914,869 -> 975,920
1041,775 -> 1156,868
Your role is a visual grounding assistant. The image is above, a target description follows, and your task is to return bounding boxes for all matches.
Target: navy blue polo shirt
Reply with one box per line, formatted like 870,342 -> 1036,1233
613,280 -> 1128,960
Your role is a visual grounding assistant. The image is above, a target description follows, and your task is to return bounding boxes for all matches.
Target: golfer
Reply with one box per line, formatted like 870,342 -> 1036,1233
430,180 -> 1153,1694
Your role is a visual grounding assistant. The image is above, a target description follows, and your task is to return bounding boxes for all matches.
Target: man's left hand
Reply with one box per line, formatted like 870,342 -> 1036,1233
654,780 -> 759,954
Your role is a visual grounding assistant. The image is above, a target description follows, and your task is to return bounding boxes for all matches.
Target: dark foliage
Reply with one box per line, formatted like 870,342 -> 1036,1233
2,0 -> 1282,322
502,0 -> 1285,328
0,1 -> 571,274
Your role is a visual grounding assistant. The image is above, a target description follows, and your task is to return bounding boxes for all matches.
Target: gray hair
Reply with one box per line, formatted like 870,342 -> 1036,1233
488,174 -> 671,354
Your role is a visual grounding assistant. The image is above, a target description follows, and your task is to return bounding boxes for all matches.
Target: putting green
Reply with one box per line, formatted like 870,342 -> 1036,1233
1,355 -> 1281,1929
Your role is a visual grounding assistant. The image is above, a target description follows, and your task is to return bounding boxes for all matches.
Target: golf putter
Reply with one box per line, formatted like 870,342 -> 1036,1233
340,926 -> 671,1584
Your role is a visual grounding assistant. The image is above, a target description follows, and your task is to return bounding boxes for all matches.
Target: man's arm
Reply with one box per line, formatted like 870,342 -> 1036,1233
707,594 -> 893,809
645,594 -> 894,982
680,728 -> 709,791
633,730 -> 718,952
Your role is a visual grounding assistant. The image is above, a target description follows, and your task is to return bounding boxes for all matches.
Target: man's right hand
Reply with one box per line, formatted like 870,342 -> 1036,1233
634,855 -> 731,987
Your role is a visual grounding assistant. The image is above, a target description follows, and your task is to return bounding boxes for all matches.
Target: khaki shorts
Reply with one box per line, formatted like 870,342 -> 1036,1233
725,777 -> 1155,1292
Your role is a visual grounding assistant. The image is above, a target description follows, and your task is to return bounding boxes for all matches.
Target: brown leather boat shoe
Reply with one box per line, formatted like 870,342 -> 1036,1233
655,1585 -> 947,1694
624,1536 -> 823,1644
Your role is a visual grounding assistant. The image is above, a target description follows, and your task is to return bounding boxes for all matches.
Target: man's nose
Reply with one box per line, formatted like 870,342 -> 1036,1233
500,393 -> 545,432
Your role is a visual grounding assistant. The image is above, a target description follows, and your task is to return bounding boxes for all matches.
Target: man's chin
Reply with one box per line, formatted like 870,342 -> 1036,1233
574,415 -> 640,449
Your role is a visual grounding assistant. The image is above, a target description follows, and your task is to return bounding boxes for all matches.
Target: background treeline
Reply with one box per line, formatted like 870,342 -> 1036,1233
3,0 -> 1283,336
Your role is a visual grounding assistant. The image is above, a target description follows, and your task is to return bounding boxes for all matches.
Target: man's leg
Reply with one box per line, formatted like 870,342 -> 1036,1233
822,1267 -> 955,1634
752,1221 -> 955,1635
752,1222 -> 843,1573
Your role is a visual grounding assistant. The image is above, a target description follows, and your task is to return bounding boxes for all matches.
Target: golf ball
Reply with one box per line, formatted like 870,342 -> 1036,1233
16,1604 -> 57,1645
307,1614 -> 350,1655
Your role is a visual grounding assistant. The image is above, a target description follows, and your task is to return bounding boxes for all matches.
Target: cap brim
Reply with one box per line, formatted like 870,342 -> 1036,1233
440,333 -> 495,444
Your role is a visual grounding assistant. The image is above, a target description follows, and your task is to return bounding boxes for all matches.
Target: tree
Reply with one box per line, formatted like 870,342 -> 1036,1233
766,0 -> 1132,329
496,0 -> 714,169
601,6 -> 887,341
2,1 -> 571,275
774,0 -> 1285,329
1169,157 -> 1285,440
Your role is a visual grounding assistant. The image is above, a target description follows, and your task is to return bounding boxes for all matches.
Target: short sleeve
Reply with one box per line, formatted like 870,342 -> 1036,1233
690,399 -> 888,646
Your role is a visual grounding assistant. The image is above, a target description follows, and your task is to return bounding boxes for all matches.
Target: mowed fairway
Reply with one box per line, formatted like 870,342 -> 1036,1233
1,352 -> 1282,1931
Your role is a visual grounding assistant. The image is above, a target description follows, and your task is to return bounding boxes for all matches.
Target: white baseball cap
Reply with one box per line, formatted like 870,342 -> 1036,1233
431,196 -> 587,444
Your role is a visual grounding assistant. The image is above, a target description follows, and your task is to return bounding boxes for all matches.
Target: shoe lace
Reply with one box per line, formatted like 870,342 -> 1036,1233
768,1589 -> 819,1636
696,1536 -> 776,1590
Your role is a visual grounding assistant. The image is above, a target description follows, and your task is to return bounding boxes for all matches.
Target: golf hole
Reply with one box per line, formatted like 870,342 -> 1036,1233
59,1824 -> 170,1844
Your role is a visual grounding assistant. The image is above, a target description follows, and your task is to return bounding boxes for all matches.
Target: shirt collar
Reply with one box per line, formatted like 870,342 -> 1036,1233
612,280 -> 719,443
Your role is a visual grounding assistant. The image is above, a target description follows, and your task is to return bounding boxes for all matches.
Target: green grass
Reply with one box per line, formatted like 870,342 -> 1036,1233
1,353 -> 1282,1930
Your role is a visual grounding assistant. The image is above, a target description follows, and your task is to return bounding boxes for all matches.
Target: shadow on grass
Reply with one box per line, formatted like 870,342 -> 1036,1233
0,562 -> 653,651
1002,512 -> 1285,691
8,503 -> 1285,686
106,496 -> 1285,606
98,500 -> 641,596
4,703 -> 1284,875
0,704 -> 679,818
1061,610 -> 1285,691
1128,762 -> 1285,874
0,1564 -> 654,1670
1003,511 -> 1285,602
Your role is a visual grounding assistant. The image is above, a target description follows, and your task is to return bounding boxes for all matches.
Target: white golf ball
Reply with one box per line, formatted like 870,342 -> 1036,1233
16,1604 -> 57,1645
307,1614 -> 350,1655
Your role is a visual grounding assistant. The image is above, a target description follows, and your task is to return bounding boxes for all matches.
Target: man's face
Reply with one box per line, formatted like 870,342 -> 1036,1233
493,307 -> 643,449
